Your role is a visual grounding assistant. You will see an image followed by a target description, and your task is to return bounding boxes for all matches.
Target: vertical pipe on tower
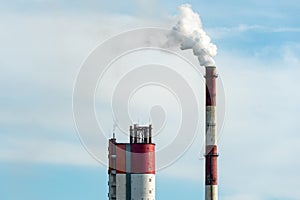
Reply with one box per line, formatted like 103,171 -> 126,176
205,66 -> 218,200
130,126 -> 133,144
149,124 -> 152,144
134,124 -> 137,143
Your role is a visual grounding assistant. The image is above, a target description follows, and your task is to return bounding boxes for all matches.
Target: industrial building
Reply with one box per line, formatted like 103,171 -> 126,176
108,124 -> 155,200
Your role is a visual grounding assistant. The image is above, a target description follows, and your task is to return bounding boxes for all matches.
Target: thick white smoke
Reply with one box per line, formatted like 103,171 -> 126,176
171,4 -> 217,66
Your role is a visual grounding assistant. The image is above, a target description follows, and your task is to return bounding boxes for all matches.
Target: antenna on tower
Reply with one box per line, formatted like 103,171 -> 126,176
112,119 -> 117,139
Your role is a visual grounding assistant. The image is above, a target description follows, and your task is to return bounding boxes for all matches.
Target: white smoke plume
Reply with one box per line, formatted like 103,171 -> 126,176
171,4 -> 217,66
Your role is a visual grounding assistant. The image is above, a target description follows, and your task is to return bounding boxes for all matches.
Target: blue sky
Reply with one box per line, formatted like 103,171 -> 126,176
1,0 -> 300,200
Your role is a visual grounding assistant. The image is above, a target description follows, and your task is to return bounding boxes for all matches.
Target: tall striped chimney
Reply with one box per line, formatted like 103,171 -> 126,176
205,66 -> 218,200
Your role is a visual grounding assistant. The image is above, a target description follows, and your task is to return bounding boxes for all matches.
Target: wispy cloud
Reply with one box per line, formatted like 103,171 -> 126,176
0,135 -> 100,167
209,24 -> 300,39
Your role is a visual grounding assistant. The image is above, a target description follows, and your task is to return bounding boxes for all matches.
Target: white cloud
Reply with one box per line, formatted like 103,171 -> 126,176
209,24 -> 300,39
0,135 -> 101,167
0,11 -> 174,171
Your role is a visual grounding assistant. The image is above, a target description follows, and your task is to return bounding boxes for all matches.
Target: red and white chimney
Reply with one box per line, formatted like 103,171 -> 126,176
205,66 -> 218,200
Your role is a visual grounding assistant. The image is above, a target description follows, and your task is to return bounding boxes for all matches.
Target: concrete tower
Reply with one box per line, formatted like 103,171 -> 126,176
205,66 -> 219,200
108,124 -> 155,200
